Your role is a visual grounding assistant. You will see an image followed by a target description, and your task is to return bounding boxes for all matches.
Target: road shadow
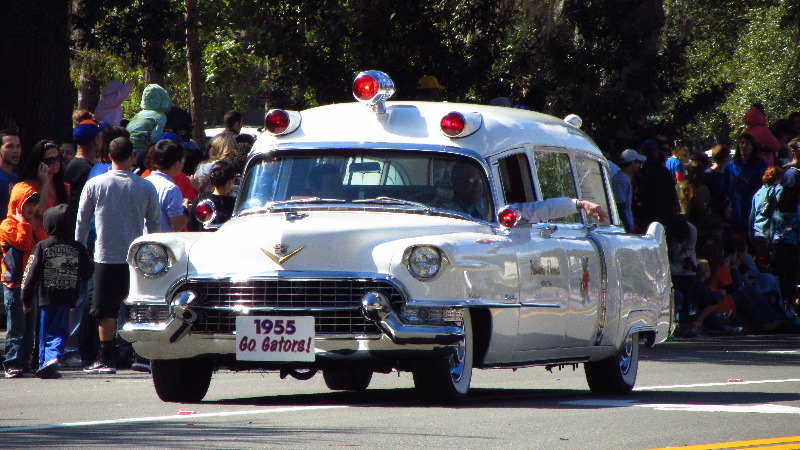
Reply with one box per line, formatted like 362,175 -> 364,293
640,335 -> 800,366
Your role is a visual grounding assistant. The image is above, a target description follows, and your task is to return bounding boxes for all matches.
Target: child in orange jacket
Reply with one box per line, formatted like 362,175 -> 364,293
2,190 -> 48,377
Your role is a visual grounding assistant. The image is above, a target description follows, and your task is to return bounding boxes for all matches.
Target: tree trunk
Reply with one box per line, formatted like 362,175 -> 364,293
0,1 -> 74,151
185,0 -> 205,149
77,60 -> 101,113
141,0 -> 168,87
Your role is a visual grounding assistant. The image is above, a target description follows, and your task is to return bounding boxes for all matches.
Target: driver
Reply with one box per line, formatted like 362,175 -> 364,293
436,162 -> 609,223
307,163 -> 344,199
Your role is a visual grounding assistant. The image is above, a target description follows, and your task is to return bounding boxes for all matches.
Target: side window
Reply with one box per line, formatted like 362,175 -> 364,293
497,152 -> 536,204
534,151 -> 579,223
574,155 -> 612,226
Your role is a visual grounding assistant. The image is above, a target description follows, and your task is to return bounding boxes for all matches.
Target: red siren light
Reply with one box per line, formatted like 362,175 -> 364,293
440,112 -> 466,137
352,70 -> 395,113
497,207 -> 520,228
195,199 -> 216,224
265,109 -> 290,134
264,109 -> 301,136
440,111 -> 483,138
353,74 -> 379,101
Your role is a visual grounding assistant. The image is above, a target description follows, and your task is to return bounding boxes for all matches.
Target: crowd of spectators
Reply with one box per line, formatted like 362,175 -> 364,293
608,104 -> 800,338
0,82 -> 248,378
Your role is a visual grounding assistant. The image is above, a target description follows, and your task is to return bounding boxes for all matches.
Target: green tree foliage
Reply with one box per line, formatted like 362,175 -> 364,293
59,0 -> 800,147
661,0 -> 800,146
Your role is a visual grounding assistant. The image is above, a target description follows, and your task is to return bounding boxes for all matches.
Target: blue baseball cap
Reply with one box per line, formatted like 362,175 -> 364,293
72,120 -> 101,145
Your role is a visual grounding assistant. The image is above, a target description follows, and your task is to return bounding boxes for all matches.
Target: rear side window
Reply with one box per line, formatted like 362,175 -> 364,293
534,151 -> 579,223
574,154 -> 613,226
496,152 -> 536,204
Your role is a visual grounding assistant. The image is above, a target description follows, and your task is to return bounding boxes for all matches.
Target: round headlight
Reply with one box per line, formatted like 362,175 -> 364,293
134,243 -> 171,277
407,246 -> 443,280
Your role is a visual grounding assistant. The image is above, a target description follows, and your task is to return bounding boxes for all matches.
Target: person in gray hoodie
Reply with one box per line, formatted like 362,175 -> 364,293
22,204 -> 93,379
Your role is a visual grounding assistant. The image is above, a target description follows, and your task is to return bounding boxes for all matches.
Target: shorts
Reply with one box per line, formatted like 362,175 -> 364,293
90,263 -> 130,319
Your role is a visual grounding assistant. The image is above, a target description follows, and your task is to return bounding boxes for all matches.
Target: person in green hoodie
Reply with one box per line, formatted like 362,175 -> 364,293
126,84 -> 171,168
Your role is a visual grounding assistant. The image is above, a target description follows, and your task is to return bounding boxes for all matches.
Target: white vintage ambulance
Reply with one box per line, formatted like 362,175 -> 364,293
120,71 -> 673,403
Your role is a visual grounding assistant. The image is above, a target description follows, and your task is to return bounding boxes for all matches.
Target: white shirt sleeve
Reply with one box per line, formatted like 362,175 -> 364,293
509,197 -> 577,223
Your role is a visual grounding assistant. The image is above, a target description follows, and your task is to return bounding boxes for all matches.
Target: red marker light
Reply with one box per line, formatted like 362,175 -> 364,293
497,208 -> 519,228
265,110 -> 290,134
353,74 -> 379,101
441,112 -> 466,137
195,201 -> 216,223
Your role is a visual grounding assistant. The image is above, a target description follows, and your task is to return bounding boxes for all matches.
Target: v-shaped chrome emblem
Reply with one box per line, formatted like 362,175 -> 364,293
260,246 -> 305,266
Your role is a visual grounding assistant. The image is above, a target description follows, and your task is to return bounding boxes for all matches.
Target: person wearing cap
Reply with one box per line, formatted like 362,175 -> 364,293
65,119 -> 101,238
1,188 -> 47,377
612,149 -> 645,233
415,75 -> 444,101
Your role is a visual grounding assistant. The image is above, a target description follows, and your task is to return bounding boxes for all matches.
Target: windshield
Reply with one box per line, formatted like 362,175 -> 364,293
235,149 -> 493,221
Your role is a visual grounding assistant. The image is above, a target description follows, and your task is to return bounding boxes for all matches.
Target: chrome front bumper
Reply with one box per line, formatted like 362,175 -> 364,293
120,290 -> 466,361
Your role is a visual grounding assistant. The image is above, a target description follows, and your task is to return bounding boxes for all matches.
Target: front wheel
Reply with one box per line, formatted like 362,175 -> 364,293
412,310 -> 473,404
322,368 -> 373,391
151,358 -> 214,402
584,333 -> 639,395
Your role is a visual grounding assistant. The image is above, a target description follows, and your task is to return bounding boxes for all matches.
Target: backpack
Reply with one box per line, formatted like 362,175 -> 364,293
758,186 -> 778,220
2,241 -> 25,284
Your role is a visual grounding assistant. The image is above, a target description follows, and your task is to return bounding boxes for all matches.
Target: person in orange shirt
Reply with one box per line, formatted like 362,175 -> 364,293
1,190 -> 48,377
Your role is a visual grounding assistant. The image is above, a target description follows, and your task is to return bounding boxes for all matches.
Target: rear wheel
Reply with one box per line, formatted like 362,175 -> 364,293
412,310 -> 473,404
584,333 -> 639,394
322,368 -> 373,391
151,358 -> 213,402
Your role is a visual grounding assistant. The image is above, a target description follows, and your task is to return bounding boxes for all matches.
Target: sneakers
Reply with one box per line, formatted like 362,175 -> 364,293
4,367 -> 24,378
35,362 -> 61,379
83,357 -> 117,374
130,356 -> 151,373
60,352 -> 83,368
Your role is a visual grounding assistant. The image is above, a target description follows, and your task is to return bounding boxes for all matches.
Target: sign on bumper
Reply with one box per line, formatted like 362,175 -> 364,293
236,316 -> 315,361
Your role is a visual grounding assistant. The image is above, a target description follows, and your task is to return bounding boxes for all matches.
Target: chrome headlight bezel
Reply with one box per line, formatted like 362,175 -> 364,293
405,245 -> 445,281
132,243 -> 173,278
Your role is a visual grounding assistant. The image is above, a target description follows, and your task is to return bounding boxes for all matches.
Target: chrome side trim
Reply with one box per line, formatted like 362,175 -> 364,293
406,300 -> 519,308
520,302 -> 562,308
586,233 -> 608,345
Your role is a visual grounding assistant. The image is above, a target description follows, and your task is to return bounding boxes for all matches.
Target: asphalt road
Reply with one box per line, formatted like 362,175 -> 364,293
1,335 -> 799,449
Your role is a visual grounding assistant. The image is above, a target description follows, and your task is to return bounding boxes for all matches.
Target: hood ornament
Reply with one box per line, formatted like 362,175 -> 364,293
261,245 -> 306,266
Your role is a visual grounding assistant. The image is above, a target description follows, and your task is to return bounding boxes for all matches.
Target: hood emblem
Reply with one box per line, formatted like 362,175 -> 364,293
261,245 -> 306,265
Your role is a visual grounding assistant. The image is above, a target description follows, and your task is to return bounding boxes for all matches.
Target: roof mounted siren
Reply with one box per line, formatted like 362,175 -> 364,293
352,70 -> 395,114
564,114 -> 583,128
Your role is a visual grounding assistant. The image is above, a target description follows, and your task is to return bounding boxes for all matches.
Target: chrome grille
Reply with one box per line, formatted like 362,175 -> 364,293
129,304 -> 170,323
180,278 -> 405,335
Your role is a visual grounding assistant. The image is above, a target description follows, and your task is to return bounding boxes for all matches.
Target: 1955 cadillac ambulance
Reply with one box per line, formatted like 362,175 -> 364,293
120,71 -> 673,403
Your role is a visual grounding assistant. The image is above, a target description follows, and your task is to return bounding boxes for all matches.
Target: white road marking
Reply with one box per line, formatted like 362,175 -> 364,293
561,399 -> 800,415
635,378 -> 800,390
562,378 -> 800,415
0,405 -> 347,433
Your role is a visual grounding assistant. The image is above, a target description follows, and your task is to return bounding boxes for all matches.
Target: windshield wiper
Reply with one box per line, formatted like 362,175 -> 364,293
238,198 -> 347,216
352,197 -> 431,209
270,197 -> 347,206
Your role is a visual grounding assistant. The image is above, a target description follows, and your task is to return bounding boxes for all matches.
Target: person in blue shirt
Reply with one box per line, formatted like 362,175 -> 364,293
665,142 -> 687,183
